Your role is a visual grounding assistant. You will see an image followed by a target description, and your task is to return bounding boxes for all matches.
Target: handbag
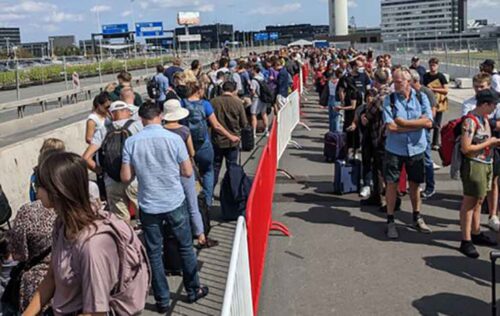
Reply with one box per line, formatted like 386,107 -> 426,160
1,247 -> 51,311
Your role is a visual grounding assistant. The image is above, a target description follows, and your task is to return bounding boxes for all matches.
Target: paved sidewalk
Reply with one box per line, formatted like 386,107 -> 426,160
258,88 -> 499,315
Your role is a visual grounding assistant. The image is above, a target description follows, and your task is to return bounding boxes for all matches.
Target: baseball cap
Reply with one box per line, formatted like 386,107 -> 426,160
109,101 -> 131,112
477,88 -> 499,105
481,59 -> 496,68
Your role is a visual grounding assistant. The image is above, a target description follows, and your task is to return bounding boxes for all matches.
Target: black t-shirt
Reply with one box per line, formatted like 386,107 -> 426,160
351,72 -> 371,96
337,75 -> 362,107
423,72 -> 448,87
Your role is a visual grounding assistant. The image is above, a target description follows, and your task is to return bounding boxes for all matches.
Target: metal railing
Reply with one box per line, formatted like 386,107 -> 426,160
221,216 -> 253,316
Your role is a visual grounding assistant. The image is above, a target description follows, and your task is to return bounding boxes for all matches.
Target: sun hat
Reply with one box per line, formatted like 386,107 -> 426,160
163,99 -> 189,121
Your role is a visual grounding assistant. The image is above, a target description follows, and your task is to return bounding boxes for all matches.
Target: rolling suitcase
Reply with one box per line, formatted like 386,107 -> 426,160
241,126 -> 255,152
333,159 -> 361,195
324,132 -> 347,162
163,224 -> 183,276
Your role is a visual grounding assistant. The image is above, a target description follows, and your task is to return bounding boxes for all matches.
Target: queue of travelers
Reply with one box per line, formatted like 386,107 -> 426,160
0,47 -> 300,315
313,46 -> 500,259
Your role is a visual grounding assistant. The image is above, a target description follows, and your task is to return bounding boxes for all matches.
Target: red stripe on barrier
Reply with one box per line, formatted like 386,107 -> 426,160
246,117 -> 290,314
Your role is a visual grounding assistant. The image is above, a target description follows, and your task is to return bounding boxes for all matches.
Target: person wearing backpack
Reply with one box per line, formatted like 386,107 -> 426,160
458,89 -> 500,258
460,73 -> 500,233
250,65 -> 271,137
23,152 -> 150,316
383,68 -> 433,239
83,101 -> 142,222
121,102 -> 208,312
182,82 -> 240,208
150,65 -> 169,111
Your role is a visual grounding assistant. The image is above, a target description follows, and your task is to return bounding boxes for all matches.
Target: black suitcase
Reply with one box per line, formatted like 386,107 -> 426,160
333,159 -> 361,195
241,126 -> 255,152
491,251 -> 500,315
163,224 -> 182,276
324,132 -> 347,162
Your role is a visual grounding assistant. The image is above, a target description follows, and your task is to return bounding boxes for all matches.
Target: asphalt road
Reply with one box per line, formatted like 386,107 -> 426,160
258,89 -> 497,315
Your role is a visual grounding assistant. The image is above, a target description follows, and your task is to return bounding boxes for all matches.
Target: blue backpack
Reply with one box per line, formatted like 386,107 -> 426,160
183,99 -> 208,149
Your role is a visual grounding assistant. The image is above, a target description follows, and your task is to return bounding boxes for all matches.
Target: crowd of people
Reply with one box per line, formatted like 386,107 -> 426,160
313,47 -> 500,258
2,43 -> 500,314
0,47 -> 304,315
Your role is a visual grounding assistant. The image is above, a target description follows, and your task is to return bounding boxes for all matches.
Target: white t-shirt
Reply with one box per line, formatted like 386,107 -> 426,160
87,113 -> 108,130
492,73 -> 500,93
462,96 -> 477,116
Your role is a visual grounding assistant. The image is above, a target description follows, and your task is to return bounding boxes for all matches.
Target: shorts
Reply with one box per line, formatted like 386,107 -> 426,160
250,100 -> 268,115
106,180 -> 133,221
461,158 -> 493,198
384,151 -> 425,184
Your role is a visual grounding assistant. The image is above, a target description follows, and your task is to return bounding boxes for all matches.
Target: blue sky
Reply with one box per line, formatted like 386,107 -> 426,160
0,0 -> 497,43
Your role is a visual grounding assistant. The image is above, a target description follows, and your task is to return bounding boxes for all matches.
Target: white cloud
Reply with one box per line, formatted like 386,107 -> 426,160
348,0 -> 358,8
90,5 -> 111,13
4,1 -> 56,13
44,11 -> 84,23
198,4 -> 214,12
470,0 -> 500,8
121,10 -> 132,17
250,3 -> 301,15
0,13 -> 27,21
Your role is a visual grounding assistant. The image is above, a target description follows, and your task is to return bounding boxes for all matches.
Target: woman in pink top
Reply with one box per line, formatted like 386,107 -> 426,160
23,152 -> 149,316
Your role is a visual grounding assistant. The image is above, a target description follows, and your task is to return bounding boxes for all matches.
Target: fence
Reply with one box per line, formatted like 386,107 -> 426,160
221,216 -> 254,316
277,90 -> 301,161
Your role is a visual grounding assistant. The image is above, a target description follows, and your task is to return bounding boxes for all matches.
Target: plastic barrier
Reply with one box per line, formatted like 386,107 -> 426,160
246,117 -> 290,314
277,91 -> 301,161
221,216 -> 254,316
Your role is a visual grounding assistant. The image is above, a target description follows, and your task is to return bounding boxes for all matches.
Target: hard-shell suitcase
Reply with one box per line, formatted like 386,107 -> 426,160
333,159 -> 361,195
241,126 -> 255,152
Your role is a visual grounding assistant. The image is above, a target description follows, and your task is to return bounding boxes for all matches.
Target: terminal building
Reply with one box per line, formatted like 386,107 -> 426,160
175,24 -> 233,49
0,27 -> 21,53
381,0 -> 467,42
20,42 -> 48,58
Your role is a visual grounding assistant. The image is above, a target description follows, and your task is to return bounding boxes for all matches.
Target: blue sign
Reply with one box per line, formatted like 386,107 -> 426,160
270,32 -> 279,40
102,24 -> 129,35
254,32 -> 269,41
135,22 -> 164,37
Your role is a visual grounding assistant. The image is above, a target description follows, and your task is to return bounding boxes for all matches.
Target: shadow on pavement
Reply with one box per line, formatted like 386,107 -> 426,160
423,255 -> 500,287
285,206 -> 459,251
422,192 -> 462,211
412,292 -> 490,316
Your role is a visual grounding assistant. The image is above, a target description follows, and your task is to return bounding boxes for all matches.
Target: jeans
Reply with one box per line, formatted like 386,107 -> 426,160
181,174 -> 204,236
328,97 -> 342,133
213,145 -> 239,189
424,129 -> 435,192
194,139 -> 215,207
140,202 -> 200,307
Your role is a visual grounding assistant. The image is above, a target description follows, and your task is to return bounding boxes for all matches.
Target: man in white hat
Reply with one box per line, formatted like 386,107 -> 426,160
82,100 -> 143,222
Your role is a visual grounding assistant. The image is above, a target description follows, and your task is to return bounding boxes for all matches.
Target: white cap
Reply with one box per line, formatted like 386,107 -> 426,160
109,101 -> 131,112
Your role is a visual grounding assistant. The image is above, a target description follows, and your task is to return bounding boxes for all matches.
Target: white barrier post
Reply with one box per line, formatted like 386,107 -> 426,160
221,217 -> 254,316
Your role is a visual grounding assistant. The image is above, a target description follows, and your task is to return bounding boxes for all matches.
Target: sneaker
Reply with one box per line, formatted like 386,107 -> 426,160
432,145 -> 440,151
264,129 -> 270,137
156,303 -> 170,314
459,241 -> 479,258
488,216 -> 500,232
386,222 -> 399,239
421,189 -> 436,199
187,286 -> 209,304
433,162 -> 442,170
359,186 -> 371,198
414,218 -> 432,234
471,232 -> 498,246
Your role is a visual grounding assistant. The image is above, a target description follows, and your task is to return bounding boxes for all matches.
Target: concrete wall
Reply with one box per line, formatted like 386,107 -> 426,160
0,120 -> 87,214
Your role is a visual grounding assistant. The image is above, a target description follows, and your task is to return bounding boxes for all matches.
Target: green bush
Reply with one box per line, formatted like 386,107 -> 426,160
0,56 -> 172,88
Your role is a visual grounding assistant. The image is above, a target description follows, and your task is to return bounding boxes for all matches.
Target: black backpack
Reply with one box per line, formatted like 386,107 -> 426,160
256,79 -> 275,104
147,76 -> 161,100
220,162 -> 253,221
98,120 -> 134,182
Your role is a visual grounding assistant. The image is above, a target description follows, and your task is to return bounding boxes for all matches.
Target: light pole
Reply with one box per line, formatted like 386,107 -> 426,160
130,0 -> 138,57
5,37 -> 10,56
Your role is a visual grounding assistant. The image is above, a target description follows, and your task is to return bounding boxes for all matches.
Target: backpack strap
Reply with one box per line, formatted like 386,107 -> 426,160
122,119 -> 135,132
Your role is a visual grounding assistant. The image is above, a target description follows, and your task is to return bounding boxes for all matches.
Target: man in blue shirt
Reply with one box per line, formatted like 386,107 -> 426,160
164,57 -> 184,87
154,65 -> 170,111
410,56 -> 427,85
383,68 -> 434,239
121,101 -> 208,312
